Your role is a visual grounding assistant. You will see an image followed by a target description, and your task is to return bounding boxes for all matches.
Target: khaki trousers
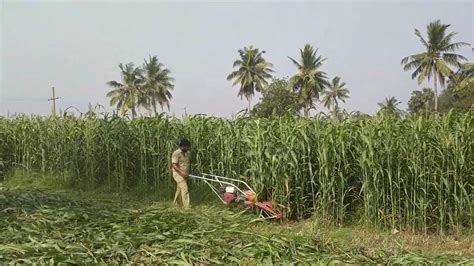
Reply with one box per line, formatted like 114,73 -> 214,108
173,173 -> 190,208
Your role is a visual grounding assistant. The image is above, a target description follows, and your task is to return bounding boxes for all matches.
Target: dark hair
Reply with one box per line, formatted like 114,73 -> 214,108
179,138 -> 191,147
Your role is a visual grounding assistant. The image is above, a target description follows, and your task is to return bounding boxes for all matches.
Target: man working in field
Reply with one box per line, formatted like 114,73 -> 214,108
171,139 -> 191,209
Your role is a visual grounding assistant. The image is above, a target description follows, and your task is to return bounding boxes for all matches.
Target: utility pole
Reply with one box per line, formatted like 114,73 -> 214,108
48,87 -> 61,118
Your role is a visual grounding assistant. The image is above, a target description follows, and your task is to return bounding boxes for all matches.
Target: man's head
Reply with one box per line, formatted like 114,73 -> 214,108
179,138 -> 191,152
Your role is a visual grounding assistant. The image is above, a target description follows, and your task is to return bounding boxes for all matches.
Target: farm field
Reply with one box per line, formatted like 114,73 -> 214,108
1,184 -> 473,264
0,114 -> 473,263
2,114 -> 473,230
3,1 -> 473,264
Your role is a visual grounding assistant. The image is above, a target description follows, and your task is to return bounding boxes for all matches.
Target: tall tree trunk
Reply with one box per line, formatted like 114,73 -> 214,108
434,74 -> 438,112
304,105 -> 309,117
153,101 -> 157,115
334,101 -> 338,117
248,98 -> 251,112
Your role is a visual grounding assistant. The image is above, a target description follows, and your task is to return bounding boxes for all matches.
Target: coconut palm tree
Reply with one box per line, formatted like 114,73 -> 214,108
142,56 -> 175,114
401,20 -> 469,112
227,46 -> 274,111
288,44 -> 329,117
378,96 -> 402,116
321,76 -> 350,115
106,63 -> 144,118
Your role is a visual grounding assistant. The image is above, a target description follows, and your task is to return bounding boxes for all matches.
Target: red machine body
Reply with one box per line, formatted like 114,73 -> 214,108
223,192 -> 236,204
188,173 -> 283,220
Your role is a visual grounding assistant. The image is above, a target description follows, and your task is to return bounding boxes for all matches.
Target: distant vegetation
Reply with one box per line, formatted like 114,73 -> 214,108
103,20 -> 471,119
106,56 -> 174,118
401,20 -> 470,112
227,46 -> 274,111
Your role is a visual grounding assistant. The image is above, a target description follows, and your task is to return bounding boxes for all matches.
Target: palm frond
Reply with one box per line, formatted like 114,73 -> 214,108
106,89 -> 121,98
288,56 -> 301,68
442,41 -> 470,52
106,80 -> 123,88
435,60 -> 452,79
442,53 -> 468,67
417,65 -> 430,84
414,29 -> 430,48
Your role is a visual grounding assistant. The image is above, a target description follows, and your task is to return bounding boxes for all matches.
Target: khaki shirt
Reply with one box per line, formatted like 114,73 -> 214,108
171,148 -> 191,176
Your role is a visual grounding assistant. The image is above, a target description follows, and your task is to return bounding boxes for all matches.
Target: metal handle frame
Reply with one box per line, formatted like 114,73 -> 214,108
201,173 -> 255,194
188,174 -> 254,203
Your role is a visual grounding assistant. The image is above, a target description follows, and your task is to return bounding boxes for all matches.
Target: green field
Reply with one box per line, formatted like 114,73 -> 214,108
1,113 -> 473,263
2,113 -> 473,231
2,2 -> 473,264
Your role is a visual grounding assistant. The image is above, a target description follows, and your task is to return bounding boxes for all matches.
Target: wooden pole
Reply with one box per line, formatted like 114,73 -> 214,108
48,87 -> 61,118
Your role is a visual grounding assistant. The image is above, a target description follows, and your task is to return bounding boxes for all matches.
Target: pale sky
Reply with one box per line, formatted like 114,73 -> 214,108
1,0 -> 472,117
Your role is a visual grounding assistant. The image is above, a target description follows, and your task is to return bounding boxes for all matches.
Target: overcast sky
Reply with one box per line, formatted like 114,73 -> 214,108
1,0 -> 472,117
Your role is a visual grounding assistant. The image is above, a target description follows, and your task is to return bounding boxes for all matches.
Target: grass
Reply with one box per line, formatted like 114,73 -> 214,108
255,220 -> 474,258
2,170 -> 72,190
4,169 -> 216,204
1,179 -> 473,264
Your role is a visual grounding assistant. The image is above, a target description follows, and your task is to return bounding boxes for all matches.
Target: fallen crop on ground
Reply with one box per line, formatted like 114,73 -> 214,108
1,186 -> 472,264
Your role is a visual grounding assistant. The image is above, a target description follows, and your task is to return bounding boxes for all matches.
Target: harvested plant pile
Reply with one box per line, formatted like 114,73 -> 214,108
1,187 -> 472,264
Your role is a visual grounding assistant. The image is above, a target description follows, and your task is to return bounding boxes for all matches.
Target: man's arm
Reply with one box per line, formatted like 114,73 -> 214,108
172,163 -> 187,178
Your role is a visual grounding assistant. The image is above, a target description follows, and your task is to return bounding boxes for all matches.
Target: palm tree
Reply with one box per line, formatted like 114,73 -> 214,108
106,63 -> 144,118
288,44 -> 329,117
407,88 -> 435,114
142,56 -> 175,114
449,63 -> 474,92
378,96 -> 402,116
401,20 -> 469,112
227,46 -> 274,111
321,76 -> 350,115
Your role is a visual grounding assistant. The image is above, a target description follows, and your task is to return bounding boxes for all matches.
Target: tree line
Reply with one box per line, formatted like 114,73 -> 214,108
106,20 -> 472,118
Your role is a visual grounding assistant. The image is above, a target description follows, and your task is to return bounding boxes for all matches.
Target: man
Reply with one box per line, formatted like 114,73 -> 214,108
171,138 -> 191,209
